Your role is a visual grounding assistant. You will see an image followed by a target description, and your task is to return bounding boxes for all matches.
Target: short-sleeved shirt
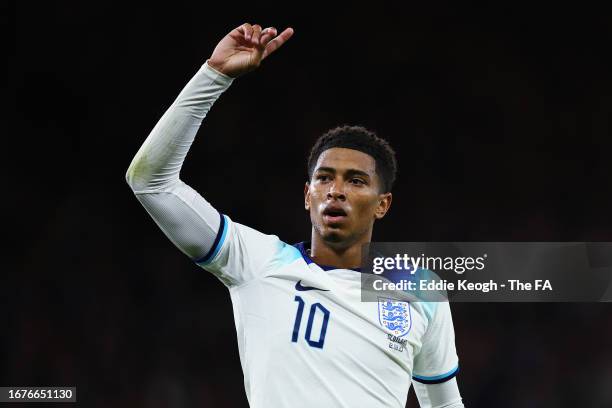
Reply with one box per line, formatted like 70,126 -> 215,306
197,215 -> 459,408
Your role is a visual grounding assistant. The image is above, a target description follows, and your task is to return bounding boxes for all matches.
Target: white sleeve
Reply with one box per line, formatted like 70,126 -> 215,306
196,216 -> 302,287
412,378 -> 464,408
125,62 -> 234,261
125,62 -> 300,287
412,302 -> 460,384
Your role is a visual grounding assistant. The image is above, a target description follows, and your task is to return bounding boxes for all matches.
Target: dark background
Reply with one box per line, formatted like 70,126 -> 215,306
10,1 -> 612,407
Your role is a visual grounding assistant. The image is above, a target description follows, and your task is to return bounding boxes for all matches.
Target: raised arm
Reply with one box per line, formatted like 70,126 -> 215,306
125,23 -> 293,261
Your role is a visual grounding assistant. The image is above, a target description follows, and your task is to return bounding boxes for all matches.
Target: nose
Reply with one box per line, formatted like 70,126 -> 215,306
327,181 -> 346,201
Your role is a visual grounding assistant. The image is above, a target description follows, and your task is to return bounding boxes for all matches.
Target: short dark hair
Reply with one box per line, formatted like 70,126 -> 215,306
307,125 -> 397,193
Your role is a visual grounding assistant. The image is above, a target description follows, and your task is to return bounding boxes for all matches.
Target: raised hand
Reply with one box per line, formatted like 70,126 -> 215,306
208,23 -> 294,78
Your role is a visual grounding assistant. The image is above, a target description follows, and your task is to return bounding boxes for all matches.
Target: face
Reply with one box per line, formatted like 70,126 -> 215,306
305,147 -> 392,248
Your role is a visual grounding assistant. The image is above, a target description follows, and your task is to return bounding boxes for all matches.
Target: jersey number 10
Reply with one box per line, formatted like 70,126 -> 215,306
291,296 -> 330,349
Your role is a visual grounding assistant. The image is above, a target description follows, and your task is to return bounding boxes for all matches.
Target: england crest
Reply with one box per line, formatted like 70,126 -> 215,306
378,297 -> 412,337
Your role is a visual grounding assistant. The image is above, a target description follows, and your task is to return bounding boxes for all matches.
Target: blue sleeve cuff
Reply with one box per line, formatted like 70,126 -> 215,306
195,213 -> 228,265
412,365 -> 459,384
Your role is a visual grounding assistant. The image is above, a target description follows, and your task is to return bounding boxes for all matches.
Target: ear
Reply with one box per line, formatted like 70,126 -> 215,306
304,182 -> 311,211
374,193 -> 392,220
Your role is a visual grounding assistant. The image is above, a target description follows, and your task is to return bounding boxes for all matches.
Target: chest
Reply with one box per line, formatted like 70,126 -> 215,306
232,264 -> 429,375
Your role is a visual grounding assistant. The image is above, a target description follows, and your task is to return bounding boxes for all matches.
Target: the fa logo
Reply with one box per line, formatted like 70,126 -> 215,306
378,297 -> 412,337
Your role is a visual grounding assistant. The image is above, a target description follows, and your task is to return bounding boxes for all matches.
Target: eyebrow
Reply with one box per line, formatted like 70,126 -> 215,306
315,167 -> 372,179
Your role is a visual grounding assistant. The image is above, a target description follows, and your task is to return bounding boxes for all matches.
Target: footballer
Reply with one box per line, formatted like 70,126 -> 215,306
126,23 -> 464,408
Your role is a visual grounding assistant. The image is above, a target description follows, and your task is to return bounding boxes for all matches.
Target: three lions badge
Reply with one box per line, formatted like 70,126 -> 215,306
378,297 -> 412,337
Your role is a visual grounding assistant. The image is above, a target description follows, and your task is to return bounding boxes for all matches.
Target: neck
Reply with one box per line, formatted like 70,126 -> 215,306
309,229 -> 372,270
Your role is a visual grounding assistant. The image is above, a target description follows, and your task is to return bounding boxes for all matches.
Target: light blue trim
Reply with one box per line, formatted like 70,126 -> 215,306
412,365 -> 459,381
276,242 -> 302,265
199,215 -> 229,265
420,302 -> 437,322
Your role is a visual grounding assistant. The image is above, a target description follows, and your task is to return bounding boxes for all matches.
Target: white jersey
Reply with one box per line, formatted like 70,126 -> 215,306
126,61 -> 463,407
198,215 -> 459,408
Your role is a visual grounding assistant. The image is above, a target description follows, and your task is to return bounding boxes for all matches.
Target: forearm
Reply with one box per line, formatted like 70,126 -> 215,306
125,62 -> 233,260
125,61 -> 233,192
413,378 -> 464,408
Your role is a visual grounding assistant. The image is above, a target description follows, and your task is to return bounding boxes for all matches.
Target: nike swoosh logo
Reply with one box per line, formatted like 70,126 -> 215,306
295,280 -> 329,292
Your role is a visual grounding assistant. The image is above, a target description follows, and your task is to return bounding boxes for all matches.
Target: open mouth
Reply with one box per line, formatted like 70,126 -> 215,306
323,207 -> 348,224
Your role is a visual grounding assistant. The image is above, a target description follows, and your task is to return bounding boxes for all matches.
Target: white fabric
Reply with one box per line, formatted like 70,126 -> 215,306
413,301 -> 459,380
126,62 -> 463,407
133,183 -> 221,259
126,62 -> 233,259
201,222 -> 460,407
413,378 -> 464,408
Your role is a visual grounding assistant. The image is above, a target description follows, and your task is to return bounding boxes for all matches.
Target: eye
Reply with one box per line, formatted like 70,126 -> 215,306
317,174 -> 331,182
350,178 -> 366,185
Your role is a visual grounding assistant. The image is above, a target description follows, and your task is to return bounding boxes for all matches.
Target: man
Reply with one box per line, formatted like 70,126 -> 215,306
126,23 -> 464,408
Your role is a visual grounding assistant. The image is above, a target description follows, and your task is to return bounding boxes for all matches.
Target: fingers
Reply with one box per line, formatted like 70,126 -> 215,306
236,23 -> 269,46
235,23 -> 294,58
259,27 -> 278,46
237,23 -> 254,42
262,27 -> 294,59
251,24 -> 262,45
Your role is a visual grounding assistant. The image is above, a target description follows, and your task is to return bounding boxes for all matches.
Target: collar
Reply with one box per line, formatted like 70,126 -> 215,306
293,241 -> 362,272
